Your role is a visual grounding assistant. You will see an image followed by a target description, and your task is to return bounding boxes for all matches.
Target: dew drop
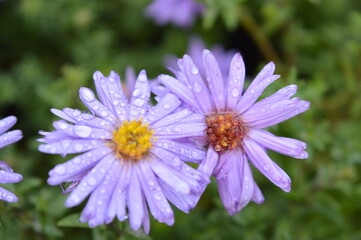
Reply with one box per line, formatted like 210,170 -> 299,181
74,143 -> 84,151
193,82 -> 202,93
154,193 -> 162,201
148,180 -> 155,186
191,65 -> 199,74
163,103 -> 170,109
88,177 -> 97,186
74,125 -> 93,138
54,165 -> 66,175
82,88 -> 95,102
138,73 -> 147,82
133,89 -> 140,97
173,127 -> 182,133
231,88 -> 239,97
263,164 -> 271,171
133,98 -> 145,107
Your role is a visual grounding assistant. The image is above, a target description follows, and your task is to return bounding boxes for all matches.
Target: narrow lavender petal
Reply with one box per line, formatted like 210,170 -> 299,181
129,70 -> 150,120
158,179 -> 196,213
238,154 -> 255,209
106,165 -> 131,223
217,155 -> 241,214
150,79 -> 169,97
158,74 -> 201,111
0,170 -> 22,184
251,182 -> 265,204
56,108 -> 115,131
181,55 -> 214,113
151,160 -> 190,194
65,154 -> 115,207
144,93 -> 181,124
153,139 -> 205,163
226,53 -> 245,110
175,113 -> 204,124
38,138 -> 105,156
236,62 -> 276,113
151,146 -> 182,170
0,130 -> 22,149
48,147 -> 112,185
0,116 -> 17,135
95,71 -> 129,121
244,98 -> 310,129
0,161 -> 12,172
137,162 -> 173,224
203,49 -> 226,111
127,169 -> 145,231
151,108 -> 194,128
244,138 -> 291,192
251,84 -> 298,109
51,121 -> 112,140
214,150 -> 233,180
0,187 -> 18,202
92,71 -> 109,107
198,147 -> 219,178
80,160 -> 120,227
79,87 -> 117,124
154,123 -> 206,140
141,197 -> 151,234
236,74 -> 280,114
248,129 -> 308,158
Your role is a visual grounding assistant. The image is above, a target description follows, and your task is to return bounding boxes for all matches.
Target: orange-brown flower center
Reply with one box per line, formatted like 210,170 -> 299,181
205,113 -> 248,152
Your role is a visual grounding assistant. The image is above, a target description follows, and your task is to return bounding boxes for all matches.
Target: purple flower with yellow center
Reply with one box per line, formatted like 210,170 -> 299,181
38,70 -> 207,233
158,50 -> 310,214
0,116 -> 23,203
145,0 -> 204,28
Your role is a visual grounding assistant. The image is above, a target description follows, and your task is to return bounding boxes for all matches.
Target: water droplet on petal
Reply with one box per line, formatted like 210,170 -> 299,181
82,88 -> 95,102
191,65 -> 199,74
231,88 -> 239,97
88,177 -> 97,186
163,103 -> 170,109
54,165 -> 66,175
74,143 -> 84,151
193,82 -> 202,93
74,125 -> 92,138
133,89 -> 140,97
263,164 -> 271,171
133,98 -> 145,107
148,180 -> 155,186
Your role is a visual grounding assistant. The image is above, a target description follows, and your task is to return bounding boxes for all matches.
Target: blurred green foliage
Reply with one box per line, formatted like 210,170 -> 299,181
1,0 -> 361,239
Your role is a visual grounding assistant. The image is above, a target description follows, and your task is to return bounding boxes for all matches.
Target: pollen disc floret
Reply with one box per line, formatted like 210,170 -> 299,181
205,113 -> 248,152
112,120 -> 154,162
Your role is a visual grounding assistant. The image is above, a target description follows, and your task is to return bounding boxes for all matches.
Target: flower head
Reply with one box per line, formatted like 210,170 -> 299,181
0,116 -> 23,203
145,0 -> 204,28
158,50 -> 310,214
38,70 -> 207,232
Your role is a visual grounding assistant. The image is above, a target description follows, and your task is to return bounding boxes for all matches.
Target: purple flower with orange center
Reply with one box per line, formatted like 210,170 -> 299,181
158,50 -> 310,214
0,116 -> 23,203
38,70 -> 207,232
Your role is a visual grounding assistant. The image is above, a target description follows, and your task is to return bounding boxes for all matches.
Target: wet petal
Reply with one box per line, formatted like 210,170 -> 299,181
203,49 -> 225,111
127,169 -> 145,231
0,187 -> 18,202
244,138 -> 291,192
129,70 -> 150,120
226,53 -> 245,110
0,116 -> 17,135
145,93 -> 181,124
0,170 -> 22,184
0,130 -> 22,149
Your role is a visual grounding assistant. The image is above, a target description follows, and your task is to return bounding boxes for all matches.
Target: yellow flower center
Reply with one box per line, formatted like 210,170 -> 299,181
112,120 -> 154,162
205,113 -> 248,152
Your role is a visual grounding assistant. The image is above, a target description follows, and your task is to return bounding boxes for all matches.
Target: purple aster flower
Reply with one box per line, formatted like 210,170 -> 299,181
0,116 -> 23,203
38,70 -> 207,233
145,0 -> 204,28
158,50 -> 310,214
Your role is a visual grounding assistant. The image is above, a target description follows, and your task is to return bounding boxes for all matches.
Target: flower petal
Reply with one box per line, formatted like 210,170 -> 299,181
248,129 -> 308,158
226,53 -> 245,110
129,70 -> 150,120
0,130 -> 22,149
0,170 -> 22,184
203,49 -> 226,111
79,87 -> 117,124
145,93 -> 181,124
127,169 -> 145,231
158,74 -> 201,110
198,147 -> 219,178
151,108 -> 194,128
0,187 -> 18,202
244,98 -> 310,129
154,123 -> 206,140
236,62 -> 278,113
65,154 -> 115,207
0,116 -> 17,135
244,138 -> 291,192
180,55 -> 214,113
